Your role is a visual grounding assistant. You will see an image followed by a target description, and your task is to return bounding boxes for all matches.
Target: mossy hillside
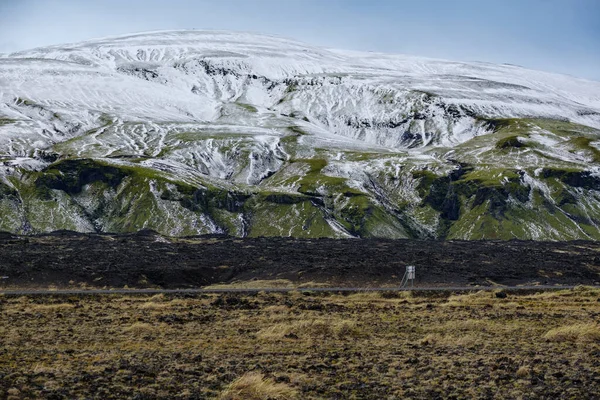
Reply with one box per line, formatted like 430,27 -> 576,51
11,164 -> 147,233
22,159 -> 246,235
101,179 -> 162,233
479,118 -> 529,134
0,181 -> 24,233
412,166 -> 537,237
413,165 -> 478,220
348,198 -> 409,239
424,164 -> 600,240
165,181 -> 249,214
91,165 -> 249,235
254,154 -> 409,238
0,180 -> 19,200
245,196 -> 337,238
447,187 -> 600,241
413,170 -> 458,221
465,119 -> 533,148
209,208 -> 245,236
559,197 -> 600,239
0,197 -> 23,232
478,117 -> 587,137
5,114 -> 600,240
6,174 -> 96,234
97,179 -> 223,236
447,118 -> 600,170
328,193 -> 370,235
279,157 -> 403,237
277,126 -> 308,158
324,193 -> 404,238
360,166 -> 444,237
455,169 -> 530,219
540,167 -> 600,191
406,204 -> 439,236
488,118 -> 600,152
287,158 -> 363,197
69,176 -> 243,236
35,159 -> 128,197
51,116 -> 116,157
495,135 -> 528,150
296,157 -> 327,174
563,137 -> 600,162
529,118 -> 600,137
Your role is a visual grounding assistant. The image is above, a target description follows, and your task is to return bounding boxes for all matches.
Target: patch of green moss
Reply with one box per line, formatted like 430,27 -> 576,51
540,168 -> 600,190
246,199 -> 336,238
334,195 -> 371,234
556,188 -> 577,206
35,159 -> 128,197
236,103 -> 258,113
565,137 -> 600,162
0,118 -> 15,126
530,118 -> 599,136
209,208 -> 244,236
496,135 -> 527,149
288,126 -> 308,136
412,166 -> 536,237
459,168 -> 521,186
331,195 -> 408,238
263,192 -> 314,205
477,117 -> 522,132
342,151 -> 387,162
52,116 -> 116,155
15,98 -> 36,107
296,166 -> 353,196
0,181 -> 18,200
412,170 -> 439,197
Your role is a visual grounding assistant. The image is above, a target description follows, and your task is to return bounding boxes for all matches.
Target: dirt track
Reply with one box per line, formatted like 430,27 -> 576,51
0,230 -> 599,289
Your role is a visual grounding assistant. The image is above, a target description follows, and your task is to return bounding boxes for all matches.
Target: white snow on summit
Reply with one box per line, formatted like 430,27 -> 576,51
0,30 -> 599,167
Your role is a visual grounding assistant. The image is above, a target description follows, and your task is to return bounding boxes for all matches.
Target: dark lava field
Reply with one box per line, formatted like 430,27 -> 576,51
0,230 -> 599,289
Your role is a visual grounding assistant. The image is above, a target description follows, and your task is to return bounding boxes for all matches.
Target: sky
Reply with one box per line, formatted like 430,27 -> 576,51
0,0 -> 599,81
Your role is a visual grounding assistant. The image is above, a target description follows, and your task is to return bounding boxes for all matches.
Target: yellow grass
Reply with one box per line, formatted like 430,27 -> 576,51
2,287 -> 599,398
26,303 -> 75,312
543,323 -> 600,343
219,372 -> 298,400
122,322 -> 157,336
257,318 -> 364,340
516,366 -> 530,378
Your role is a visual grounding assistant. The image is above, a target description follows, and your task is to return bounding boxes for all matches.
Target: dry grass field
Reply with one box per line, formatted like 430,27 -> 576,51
1,287 -> 600,399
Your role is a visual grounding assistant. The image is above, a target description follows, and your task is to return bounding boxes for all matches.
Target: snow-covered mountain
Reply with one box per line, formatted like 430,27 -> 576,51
1,30 -> 600,239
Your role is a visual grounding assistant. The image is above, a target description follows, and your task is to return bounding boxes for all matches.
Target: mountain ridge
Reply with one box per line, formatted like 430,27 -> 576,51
1,30 -> 600,239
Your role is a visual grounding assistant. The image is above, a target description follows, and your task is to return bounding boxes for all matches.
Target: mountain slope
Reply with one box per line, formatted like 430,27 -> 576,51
1,30 -> 600,239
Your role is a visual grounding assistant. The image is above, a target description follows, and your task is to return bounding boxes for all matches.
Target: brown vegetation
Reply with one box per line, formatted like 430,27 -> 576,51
0,288 -> 599,398
219,372 -> 298,400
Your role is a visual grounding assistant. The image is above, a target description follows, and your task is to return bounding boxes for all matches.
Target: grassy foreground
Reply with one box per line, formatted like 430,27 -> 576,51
1,287 -> 600,399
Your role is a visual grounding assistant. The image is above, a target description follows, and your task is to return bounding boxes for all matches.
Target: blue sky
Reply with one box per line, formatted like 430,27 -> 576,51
1,0 -> 599,80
